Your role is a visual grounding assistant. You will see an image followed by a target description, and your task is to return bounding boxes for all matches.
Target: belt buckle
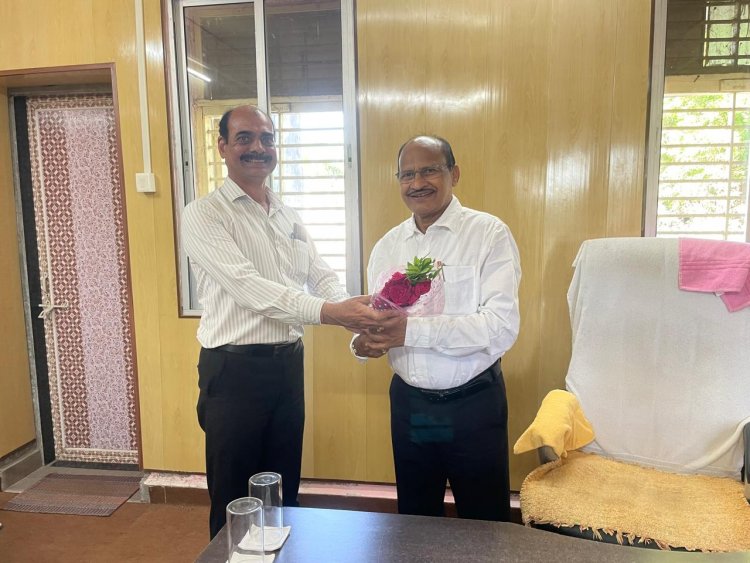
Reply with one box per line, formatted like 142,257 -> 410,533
431,388 -> 456,402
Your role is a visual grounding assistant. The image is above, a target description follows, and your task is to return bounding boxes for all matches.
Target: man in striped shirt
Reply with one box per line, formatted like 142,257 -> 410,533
182,105 -> 395,537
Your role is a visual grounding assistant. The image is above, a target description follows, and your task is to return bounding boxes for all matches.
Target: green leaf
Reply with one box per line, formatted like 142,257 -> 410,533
404,256 -> 443,284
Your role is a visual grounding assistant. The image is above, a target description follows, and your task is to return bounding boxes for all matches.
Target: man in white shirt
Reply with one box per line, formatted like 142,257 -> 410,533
352,135 -> 521,521
182,105 -> 395,537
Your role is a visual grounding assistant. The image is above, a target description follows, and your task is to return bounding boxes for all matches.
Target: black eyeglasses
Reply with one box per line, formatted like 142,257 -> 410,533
395,164 -> 451,183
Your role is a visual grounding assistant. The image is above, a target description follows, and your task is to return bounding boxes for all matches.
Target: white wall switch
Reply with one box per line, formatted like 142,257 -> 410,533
136,172 -> 156,193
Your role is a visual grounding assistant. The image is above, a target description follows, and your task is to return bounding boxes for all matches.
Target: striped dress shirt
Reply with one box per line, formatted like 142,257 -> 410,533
182,178 -> 348,348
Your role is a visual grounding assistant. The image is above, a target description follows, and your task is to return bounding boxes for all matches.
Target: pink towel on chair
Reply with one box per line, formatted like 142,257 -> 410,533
678,238 -> 750,312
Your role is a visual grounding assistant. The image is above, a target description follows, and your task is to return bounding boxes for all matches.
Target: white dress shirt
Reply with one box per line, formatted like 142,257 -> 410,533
182,178 -> 348,348
366,196 -> 521,390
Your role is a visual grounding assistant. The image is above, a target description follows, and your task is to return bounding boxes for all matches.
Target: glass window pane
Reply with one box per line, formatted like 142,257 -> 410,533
281,194 -> 344,208
172,0 -> 360,312
659,163 -> 730,181
278,177 -> 345,193
661,146 -> 731,163
655,91 -> 749,241
296,209 -> 346,226
658,181 -> 729,198
278,128 -> 345,145
708,23 -> 736,38
279,162 -> 345,178
709,5 -> 738,20
658,198 -> 729,215
662,127 -> 733,144
183,3 -> 258,200
663,94 -> 733,110
280,145 -> 345,162
662,109 -> 729,127
708,41 -> 736,56
266,1 -> 349,286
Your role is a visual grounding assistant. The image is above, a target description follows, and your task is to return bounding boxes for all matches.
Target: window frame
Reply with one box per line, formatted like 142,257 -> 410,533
645,0 -> 750,242
163,0 -> 362,316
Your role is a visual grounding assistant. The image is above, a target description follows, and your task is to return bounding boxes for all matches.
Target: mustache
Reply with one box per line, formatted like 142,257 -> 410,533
240,152 -> 273,163
406,187 -> 435,196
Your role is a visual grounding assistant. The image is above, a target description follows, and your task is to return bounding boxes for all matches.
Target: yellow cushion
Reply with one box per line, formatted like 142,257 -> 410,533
513,390 -> 595,458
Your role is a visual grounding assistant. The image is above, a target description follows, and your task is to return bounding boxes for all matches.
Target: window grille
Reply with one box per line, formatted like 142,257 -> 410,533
703,1 -> 750,67
665,0 -> 750,74
657,91 -> 750,240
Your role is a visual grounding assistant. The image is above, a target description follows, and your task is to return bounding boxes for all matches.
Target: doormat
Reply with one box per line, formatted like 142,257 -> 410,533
0,473 -> 141,517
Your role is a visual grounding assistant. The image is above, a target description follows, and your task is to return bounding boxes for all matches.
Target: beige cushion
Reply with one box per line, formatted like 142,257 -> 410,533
521,451 -> 750,552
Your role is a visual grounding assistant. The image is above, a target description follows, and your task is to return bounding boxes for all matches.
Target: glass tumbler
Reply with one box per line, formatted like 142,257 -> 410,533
248,472 -> 283,546
226,497 -> 264,562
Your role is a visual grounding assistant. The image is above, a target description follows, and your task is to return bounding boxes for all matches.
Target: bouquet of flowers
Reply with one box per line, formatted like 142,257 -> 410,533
371,256 -> 445,316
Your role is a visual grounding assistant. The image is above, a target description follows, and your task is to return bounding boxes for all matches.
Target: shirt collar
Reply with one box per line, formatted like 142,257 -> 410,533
404,195 -> 463,238
222,177 -> 282,213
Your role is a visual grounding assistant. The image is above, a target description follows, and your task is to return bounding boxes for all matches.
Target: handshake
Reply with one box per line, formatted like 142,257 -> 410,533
320,295 -> 406,358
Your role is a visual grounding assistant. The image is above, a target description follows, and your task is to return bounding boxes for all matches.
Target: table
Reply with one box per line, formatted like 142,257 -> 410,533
195,507 -> 748,562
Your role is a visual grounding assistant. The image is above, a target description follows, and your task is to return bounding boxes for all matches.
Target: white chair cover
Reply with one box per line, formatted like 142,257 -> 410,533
565,237 -> 750,478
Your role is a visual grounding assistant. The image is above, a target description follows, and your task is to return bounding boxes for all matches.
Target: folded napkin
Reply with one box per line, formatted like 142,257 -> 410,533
227,525 -> 290,562
513,390 -> 595,458
678,238 -> 750,312
239,524 -> 290,552
227,553 -> 274,563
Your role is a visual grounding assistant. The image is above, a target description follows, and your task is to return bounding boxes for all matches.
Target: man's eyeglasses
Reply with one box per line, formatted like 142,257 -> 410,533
395,164 -> 451,183
235,132 -> 276,147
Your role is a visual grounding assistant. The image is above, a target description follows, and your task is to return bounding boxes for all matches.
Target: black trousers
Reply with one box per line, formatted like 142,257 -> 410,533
389,363 -> 511,521
196,341 -> 305,539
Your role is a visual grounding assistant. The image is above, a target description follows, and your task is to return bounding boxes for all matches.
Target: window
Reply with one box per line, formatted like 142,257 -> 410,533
646,0 -> 750,242
166,0 -> 361,314
657,92 -> 749,240
703,1 -> 750,67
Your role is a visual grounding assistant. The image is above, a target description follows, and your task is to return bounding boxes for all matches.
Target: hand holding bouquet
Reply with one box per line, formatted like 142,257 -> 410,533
371,256 -> 445,315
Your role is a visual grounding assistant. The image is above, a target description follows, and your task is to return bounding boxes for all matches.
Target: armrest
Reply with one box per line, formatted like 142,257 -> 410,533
513,389 -> 595,460
744,421 -> 749,502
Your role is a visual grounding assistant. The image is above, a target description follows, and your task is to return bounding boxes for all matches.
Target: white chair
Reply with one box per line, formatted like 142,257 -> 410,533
515,237 -> 750,552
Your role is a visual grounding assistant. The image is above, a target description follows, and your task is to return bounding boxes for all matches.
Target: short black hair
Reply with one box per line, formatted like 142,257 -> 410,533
217,106 -> 275,141
218,108 -> 234,140
396,135 -> 456,170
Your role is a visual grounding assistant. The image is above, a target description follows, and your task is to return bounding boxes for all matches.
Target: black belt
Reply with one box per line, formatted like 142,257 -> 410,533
413,362 -> 500,403
210,339 -> 301,358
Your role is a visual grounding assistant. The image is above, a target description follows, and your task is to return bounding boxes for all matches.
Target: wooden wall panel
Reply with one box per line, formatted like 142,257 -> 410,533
606,1 -> 651,236
354,0 -> 652,488
312,326 -> 368,479
538,0 -> 617,422
0,89 -> 37,457
0,0 -> 651,489
483,0 -> 552,482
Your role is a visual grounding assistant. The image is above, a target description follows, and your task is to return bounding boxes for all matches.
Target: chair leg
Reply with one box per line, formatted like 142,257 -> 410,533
743,422 -> 749,501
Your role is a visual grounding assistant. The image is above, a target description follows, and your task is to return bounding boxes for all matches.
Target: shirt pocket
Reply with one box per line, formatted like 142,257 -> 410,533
442,265 -> 478,315
288,239 -> 311,284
